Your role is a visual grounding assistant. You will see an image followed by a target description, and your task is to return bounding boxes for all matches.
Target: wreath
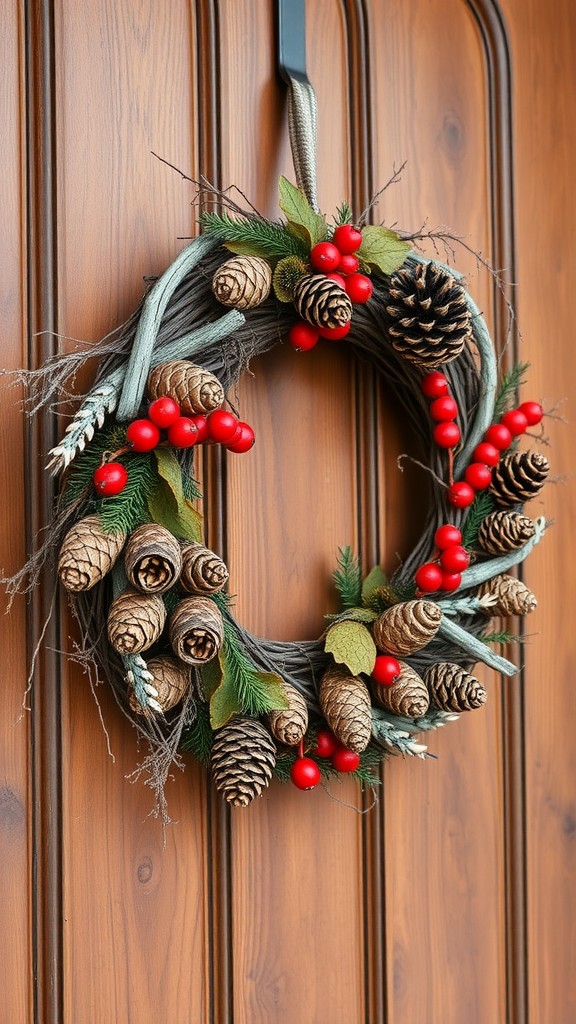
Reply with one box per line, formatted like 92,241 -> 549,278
10,169 -> 549,819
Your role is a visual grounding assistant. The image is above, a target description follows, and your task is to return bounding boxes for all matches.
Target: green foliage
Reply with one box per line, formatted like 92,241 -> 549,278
62,424 -> 127,508
462,491 -> 496,549
97,452 -> 158,534
200,210 -> 308,261
180,701 -> 214,764
332,546 -> 362,610
278,176 -> 328,248
494,361 -> 530,419
361,564 -> 389,605
481,630 -> 525,645
324,620 -> 377,676
333,201 -> 353,226
273,256 -> 308,302
208,616 -> 288,729
357,225 -> 411,276
325,607 -> 377,625
148,448 -> 203,542
354,744 -> 384,788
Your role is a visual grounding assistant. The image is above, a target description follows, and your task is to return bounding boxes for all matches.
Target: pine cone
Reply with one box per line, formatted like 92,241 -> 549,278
293,274 -> 353,329
386,262 -> 471,368
124,524 -> 182,593
373,600 -> 442,656
372,662 -> 429,718
477,510 -> 536,555
318,665 -> 372,754
477,573 -> 537,616
107,589 -> 166,654
169,596 -> 223,664
267,683 -> 308,747
211,717 -> 276,807
211,255 -> 272,309
180,542 -> 229,594
129,656 -> 191,716
58,515 -> 126,592
424,663 -> 487,712
489,450 -> 549,509
147,360 -> 224,415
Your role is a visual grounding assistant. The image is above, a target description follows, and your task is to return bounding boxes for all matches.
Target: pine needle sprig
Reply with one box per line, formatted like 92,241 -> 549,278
181,701 -> 213,763
200,210 -> 309,261
493,361 -> 530,419
481,630 -> 525,645
98,452 -> 157,534
61,424 -> 127,508
220,619 -> 286,717
332,546 -> 362,610
462,491 -> 496,549
334,201 -> 353,226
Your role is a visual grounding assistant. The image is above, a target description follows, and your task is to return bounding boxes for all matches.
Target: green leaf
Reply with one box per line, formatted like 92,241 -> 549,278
357,225 -> 411,276
325,620 -> 377,676
223,239 -> 273,259
180,702 -> 214,763
210,675 -> 243,729
148,448 -> 203,542
325,607 -> 377,625
278,176 -> 328,248
200,654 -> 223,699
361,565 -> 390,604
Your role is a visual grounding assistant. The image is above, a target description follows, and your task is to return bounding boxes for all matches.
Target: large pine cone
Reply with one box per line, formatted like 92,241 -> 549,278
169,596 -> 223,664
318,665 -> 371,754
425,663 -> 487,712
58,515 -> 126,592
211,255 -> 272,309
386,262 -> 471,368
124,524 -> 182,593
107,589 -> 166,654
477,573 -> 537,616
129,656 -> 191,716
373,600 -> 442,656
211,717 -> 276,807
180,542 -> 229,594
293,274 -> 353,329
267,683 -> 308,747
372,662 -> 429,718
489,450 -> 549,508
477,510 -> 536,555
147,360 -> 224,415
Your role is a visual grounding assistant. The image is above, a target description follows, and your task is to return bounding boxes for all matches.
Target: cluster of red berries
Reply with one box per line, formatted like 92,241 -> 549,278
93,398 -> 255,497
288,224 -> 373,351
414,523 -> 471,594
289,728 -> 362,790
421,371 -> 462,449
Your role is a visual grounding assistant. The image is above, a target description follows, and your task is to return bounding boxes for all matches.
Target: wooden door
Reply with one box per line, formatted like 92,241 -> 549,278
3,1 -> 575,1021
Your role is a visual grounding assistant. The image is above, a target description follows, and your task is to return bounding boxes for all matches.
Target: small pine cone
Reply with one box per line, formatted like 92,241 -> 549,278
180,542 -> 229,595
386,262 -> 471,368
318,665 -> 372,754
211,255 -> 272,309
489,450 -> 549,509
129,656 -> 191,716
211,717 -> 276,807
477,510 -> 536,555
147,359 -> 224,415
477,574 -> 537,616
424,663 -> 487,712
58,515 -> 126,592
293,274 -> 353,329
124,524 -> 182,593
107,589 -> 166,654
169,596 -> 223,664
373,600 -> 442,657
267,683 -> 308,747
372,662 -> 429,718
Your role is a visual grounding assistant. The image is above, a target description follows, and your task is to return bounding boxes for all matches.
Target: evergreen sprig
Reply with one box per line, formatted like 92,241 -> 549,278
332,546 -> 362,610
462,491 -> 496,549
181,701 -> 213,763
481,630 -> 525,645
494,361 -> 530,419
200,211 -> 308,261
62,424 -> 127,507
334,201 -> 353,226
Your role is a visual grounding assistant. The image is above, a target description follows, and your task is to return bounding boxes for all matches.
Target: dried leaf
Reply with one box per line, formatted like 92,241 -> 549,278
325,620 -> 377,676
278,176 -> 327,248
209,675 -> 243,729
357,225 -> 410,276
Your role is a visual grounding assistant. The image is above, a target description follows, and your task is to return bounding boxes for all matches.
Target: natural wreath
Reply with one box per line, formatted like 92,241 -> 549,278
8,173 -> 549,819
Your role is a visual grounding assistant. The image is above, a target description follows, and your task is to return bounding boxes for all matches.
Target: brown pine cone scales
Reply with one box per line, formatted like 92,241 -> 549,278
211,718 -> 276,807
489,450 -> 549,508
477,573 -> 537,616
318,664 -> 372,754
147,360 -> 224,415
169,596 -> 223,664
373,600 -> 442,656
386,262 -> 471,368
372,662 -> 429,718
107,589 -> 166,654
293,274 -> 353,329
128,656 -> 191,716
180,542 -> 229,594
58,515 -> 126,592
424,663 -> 487,712
211,255 -> 272,309
124,524 -> 182,593
267,683 -> 308,747
477,510 -> 536,555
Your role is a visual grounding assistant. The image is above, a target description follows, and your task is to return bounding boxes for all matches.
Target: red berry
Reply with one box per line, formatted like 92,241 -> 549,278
434,524 -> 462,549
333,224 -> 363,254
331,747 -> 361,773
372,655 -> 402,687
433,421 -> 461,448
226,422 -> 255,454
288,321 -> 319,351
484,423 -> 513,450
317,322 -> 351,340
447,481 -> 475,508
325,272 -> 347,289
338,253 -> 360,275
501,409 -> 528,436
148,396 -> 180,429
310,241 -> 341,272
519,400 -> 544,426
430,396 -> 458,421
191,413 -> 209,442
441,571 -> 462,592
290,757 -> 321,790
440,545 -> 470,572
167,416 -> 200,448
415,562 -> 443,592
126,418 -> 161,452
473,442 -> 500,467
93,462 -> 128,496
344,273 -> 373,304
421,372 -> 449,399
207,409 -> 239,443
311,729 -> 339,759
464,462 -> 492,490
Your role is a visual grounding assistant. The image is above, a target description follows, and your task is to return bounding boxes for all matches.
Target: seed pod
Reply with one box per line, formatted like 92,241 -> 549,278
477,511 -> 536,555
128,656 -> 191,716
477,574 -> 537,616
58,515 -> 126,592
267,683 -> 308,747
372,661 -> 429,718
318,664 -> 372,754
124,524 -> 182,593
169,596 -> 223,664
107,589 -> 166,654
180,542 -> 229,595
489,450 -> 549,508
147,359 -> 224,415
372,600 -> 442,656
293,274 -> 353,329
211,717 -> 276,806
424,663 -> 487,712
211,255 -> 272,309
